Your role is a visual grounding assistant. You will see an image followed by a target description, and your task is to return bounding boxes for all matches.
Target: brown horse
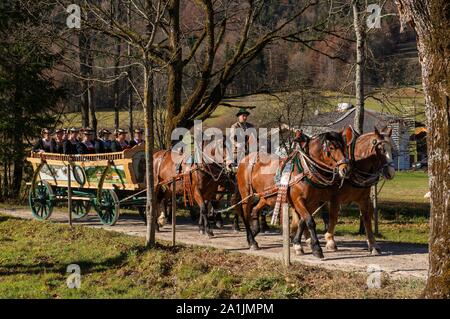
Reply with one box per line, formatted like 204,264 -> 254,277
235,128 -> 354,258
292,127 -> 395,255
153,139 -> 230,237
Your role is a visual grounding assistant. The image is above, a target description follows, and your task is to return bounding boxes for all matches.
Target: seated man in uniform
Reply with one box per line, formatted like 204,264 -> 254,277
62,128 -> 68,141
98,128 -> 112,153
111,129 -> 130,152
77,127 -> 98,154
32,128 -> 53,153
129,128 -> 145,147
63,127 -> 80,154
51,129 -> 65,154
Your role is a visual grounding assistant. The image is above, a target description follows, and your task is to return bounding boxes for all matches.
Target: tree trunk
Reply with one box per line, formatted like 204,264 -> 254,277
397,0 -> 450,298
88,79 -> 96,133
128,87 -> 134,133
113,1 -> 122,130
353,0 -> 365,135
142,59 -> 157,247
353,0 -> 367,235
79,30 -> 90,128
165,0 -> 183,146
12,157 -> 23,198
113,43 -> 121,130
127,1 -> 134,133
3,160 -> 9,199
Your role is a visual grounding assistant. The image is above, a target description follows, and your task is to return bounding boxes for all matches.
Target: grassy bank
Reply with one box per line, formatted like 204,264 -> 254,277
0,214 -> 423,298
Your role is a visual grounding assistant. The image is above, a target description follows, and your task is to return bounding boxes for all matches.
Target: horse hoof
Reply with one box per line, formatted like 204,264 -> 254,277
326,242 -> 338,252
371,247 -> 381,255
199,229 -> 205,235
215,222 -> 223,229
249,244 -> 260,251
294,244 -> 304,255
207,231 -> 214,238
312,249 -> 324,259
305,238 -> 311,245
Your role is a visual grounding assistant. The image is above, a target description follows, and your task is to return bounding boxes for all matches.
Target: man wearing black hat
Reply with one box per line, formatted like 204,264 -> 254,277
111,129 -> 130,152
98,129 -> 112,153
129,128 -> 144,147
227,107 -> 256,169
50,129 -> 65,154
63,127 -> 80,154
32,128 -> 53,153
77,127 -> 100,154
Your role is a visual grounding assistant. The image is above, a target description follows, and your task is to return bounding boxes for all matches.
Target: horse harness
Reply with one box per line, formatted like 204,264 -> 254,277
348,136 -> 394,188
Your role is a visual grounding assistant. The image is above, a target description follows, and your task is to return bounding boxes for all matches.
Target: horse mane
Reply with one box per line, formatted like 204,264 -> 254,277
316,131 -> 344,149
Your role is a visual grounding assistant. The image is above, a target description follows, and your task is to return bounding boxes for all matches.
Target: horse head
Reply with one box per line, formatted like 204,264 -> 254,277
356,127 -> 395,180
375,127 -> 395,179
310,128 -> 353,179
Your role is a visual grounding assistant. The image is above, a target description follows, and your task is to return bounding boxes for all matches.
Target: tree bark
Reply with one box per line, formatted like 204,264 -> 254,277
353,0 -> 367,235
88,78 -> 96,132
127,0 -> 134,133
353,0 -> 365,135
79,30 -> 90,128
396,0 -> 450,298
143,58 -> 157,247
165,0 -> 183,146
113,0 -> 122,130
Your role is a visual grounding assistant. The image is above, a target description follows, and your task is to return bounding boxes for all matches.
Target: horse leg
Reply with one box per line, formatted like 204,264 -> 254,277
321,203 -> 330,233
241,214 -> 259,250
233,213 -> 240,232
360,199 -> 381,255
240,195 -> 259,250
212,201 -> 224,229
260,207 -> 269,233
290,208 -> 299,240
293,198 -> 324,259
324,200 -> 339,251
138,206 -> 147,225
250,199 -> 266,237
230,191 -> 241,232
292,213 -> 306,255
199,200 -> 214,237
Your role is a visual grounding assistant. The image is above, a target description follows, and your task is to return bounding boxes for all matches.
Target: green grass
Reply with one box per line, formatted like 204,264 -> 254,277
378,171 -> 429,204
321,171 -> 430,244
61,110 -> 146,130
331,217 -> 429,244
0,214 -> 424,298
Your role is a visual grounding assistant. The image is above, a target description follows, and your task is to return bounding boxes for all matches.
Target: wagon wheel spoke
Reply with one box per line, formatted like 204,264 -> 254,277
35,203 -> 43,217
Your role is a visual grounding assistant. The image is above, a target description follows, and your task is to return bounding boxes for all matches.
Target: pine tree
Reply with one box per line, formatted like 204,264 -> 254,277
0,0 -> 64,199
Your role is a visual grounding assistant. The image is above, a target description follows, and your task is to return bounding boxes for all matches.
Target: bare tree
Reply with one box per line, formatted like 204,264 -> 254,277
113,0 -> 122,130
352,0 -> 365,135
78,27 -> 92,128
396,0 -> 449,298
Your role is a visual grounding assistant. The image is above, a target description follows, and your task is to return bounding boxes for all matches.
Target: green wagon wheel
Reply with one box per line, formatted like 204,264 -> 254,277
29,180 -> 54,220
95,190 -> 120,226
71,200 -> 91,219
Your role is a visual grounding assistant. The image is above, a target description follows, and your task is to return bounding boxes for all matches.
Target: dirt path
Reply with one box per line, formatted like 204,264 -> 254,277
0,208 -> 428,281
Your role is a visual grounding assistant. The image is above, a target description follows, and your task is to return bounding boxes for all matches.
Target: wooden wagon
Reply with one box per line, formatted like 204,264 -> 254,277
26,144 -> 147,225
